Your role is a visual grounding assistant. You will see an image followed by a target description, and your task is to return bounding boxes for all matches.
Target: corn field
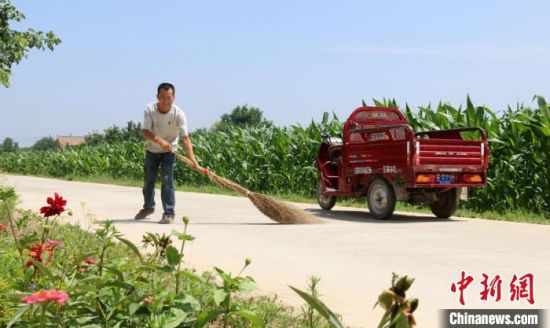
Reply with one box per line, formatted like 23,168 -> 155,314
0,96 -> 548,217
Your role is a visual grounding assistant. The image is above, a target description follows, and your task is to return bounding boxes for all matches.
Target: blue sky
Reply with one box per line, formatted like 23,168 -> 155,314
2,0 -> 549,146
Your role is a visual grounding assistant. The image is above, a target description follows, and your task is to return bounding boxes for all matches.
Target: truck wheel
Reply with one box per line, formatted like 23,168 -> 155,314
367,178 -> 396,219
430,188 -> 459,218
317,180 -> 336,210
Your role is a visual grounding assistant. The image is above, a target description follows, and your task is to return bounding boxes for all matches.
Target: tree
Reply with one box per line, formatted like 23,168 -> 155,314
32,136 -> 56,151
85,121 -> 143,145
0,137 -> 18,152
1,0 -> 61,87
213,105 -> 272,132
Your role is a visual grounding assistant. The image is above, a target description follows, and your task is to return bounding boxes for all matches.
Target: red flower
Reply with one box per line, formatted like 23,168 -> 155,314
26,243 -> 45,268
84,258 -> 96,265
25,240 -> 62,268
20,289 -> 69,304
0,224 -> 7,231
40,193 -> 67,218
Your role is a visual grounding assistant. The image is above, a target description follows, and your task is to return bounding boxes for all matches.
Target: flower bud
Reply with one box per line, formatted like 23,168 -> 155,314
245,257 -> 252,266
395,275 -> 414,293
410,298 -> 419,312
182,216 -> 189,226
377,290 -> 394,311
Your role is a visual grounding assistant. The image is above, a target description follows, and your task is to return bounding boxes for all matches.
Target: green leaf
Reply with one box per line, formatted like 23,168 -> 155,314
177,270 -> 206,284
129,303 -> 140,316
0,187 -> 16,200
76,316 -> 97,324
289,286 -> 343,328
212,289 -> 227,306
99,280 -> 135,291
106,266 -> 124,281
164,308 -> 188,328
377,311 -> 391,328
214,267 -> 230,281
115,236 -> 143,263
235,310 -> 266,327
395,311 -> 409,328
7,306 -> 29,328
373,99 -> 385,107
194,310 -> 223,328
165,246 -> 182,266
171,230 -> 195,241
237,277 -> 256,292
175,295 -> 201,312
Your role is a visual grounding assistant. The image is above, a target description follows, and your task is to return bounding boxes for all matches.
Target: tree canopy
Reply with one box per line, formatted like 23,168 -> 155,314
0,0 -> 61,87
0,137 -> 18,152
213,105 -> 272,132
31,136 -> 56,151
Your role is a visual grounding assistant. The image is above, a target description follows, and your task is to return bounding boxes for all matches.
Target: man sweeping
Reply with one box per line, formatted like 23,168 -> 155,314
134,83 -> 199,224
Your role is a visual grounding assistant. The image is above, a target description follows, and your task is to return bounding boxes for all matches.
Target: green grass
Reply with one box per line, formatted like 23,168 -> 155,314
273,192 -> 548,224
6,172 -> 548,225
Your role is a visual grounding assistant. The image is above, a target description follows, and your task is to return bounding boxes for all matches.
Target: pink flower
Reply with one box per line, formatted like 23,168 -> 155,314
46,239 -> 63,248
0,224 -> 7,231
20,289 -> 69,304
84,258 -> 96,265
39,193 -> 67,217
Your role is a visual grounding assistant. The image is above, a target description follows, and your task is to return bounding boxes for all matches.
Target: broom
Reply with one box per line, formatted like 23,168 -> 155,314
171,151 -> 322,224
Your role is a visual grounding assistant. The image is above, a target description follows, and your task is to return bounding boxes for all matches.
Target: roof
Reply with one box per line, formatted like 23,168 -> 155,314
56,136 -> 86,148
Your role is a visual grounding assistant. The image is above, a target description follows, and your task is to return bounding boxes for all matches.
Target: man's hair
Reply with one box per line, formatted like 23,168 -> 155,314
157,82 -> 175,95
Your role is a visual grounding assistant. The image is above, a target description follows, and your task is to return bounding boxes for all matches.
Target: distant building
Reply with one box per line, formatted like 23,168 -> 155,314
56,136 -> 86,149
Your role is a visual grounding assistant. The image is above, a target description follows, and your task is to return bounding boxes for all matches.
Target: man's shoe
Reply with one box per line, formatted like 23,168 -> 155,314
159,213 -> 174,224
134,208 -> 154,220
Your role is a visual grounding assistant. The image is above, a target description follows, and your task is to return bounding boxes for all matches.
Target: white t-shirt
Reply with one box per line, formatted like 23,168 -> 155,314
143,102 -> 188,153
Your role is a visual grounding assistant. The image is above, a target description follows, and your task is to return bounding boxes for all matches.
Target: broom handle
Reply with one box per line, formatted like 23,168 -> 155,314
173,152 -> 250,195
149,138 -> 205,174
149,139 -> 250,195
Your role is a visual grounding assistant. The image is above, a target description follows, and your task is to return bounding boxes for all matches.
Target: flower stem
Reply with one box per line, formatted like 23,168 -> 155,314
3,202 -> 25,267
175,224 -> 189,294
40,303 -> 46,328
98,244 -> 107,277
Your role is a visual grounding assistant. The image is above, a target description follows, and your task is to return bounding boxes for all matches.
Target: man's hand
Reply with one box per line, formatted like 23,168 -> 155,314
159,140 -> 173,152
143,129 -> 173,152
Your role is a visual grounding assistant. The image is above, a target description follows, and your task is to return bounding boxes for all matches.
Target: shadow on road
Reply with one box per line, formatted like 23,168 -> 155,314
104,219 -> 280,226
192,222 -> 281,226
102,218 -> 163,225
104,213 -> 462,226
305,208 -> 463,224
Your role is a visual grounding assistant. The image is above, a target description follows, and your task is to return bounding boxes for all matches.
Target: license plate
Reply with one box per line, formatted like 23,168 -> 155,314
437,174 -> 453,184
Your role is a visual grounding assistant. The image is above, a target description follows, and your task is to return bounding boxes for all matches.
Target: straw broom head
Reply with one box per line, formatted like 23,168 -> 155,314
174,152 -> 322,224
247,192 -> 322,224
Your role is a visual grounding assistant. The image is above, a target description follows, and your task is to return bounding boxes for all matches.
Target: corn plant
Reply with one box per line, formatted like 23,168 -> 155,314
0,96 -> 548,216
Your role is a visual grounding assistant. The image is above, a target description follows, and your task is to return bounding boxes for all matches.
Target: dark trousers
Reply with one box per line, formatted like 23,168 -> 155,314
142,151 -> 176,215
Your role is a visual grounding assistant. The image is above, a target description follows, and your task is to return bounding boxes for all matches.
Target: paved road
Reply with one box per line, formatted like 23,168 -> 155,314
3,175 -> 549,327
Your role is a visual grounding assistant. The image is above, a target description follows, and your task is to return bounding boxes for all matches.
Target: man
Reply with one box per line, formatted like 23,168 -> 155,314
134,83 -> 199,224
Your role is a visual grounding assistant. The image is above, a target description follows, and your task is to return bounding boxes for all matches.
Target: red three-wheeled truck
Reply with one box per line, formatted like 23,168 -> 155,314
316,106 -> 489,219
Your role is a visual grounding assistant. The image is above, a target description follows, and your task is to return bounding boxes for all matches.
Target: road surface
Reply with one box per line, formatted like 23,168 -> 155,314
3,175 -> 549,327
